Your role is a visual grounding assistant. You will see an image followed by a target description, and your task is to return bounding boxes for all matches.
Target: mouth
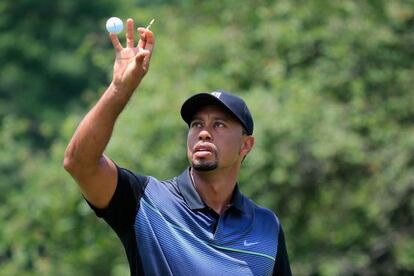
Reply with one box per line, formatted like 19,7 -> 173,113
193,143 -> 216,157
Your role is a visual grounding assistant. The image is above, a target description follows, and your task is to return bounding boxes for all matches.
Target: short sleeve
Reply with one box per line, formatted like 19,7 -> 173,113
273,225 -> 292,276
87,165 -> 149,237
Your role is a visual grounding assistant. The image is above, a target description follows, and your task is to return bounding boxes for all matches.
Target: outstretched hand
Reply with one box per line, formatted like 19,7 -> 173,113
109,18 -> 155,93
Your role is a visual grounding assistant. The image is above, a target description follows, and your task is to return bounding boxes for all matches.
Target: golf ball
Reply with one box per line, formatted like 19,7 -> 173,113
106,17 -> 123,34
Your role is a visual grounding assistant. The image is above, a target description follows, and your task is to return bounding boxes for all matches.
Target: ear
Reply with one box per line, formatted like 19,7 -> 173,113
240,135 -> 255,158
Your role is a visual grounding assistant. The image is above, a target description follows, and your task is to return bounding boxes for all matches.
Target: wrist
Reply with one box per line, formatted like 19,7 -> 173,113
109,81 -> 134,96
110,74 -> 143,97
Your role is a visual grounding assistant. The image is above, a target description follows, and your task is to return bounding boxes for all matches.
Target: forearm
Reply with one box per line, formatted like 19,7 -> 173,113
63,18 -> 154,208
64,83 -> 136,176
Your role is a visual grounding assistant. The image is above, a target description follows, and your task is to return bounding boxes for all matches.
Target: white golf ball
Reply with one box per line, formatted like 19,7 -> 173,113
106,17 -> 123,34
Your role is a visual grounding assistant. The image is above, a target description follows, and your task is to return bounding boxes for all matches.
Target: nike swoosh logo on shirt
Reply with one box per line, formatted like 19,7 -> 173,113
243,240 -> 259,246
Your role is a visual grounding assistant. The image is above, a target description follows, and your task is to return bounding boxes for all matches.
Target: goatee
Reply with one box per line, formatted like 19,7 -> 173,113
192,161 -> 218,171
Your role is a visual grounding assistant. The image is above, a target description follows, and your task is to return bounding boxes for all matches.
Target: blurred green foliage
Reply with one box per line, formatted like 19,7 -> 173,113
0,0 -> 413,275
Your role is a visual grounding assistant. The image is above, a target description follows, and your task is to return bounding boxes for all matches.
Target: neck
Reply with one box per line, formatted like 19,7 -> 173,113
190,167 -> 239,215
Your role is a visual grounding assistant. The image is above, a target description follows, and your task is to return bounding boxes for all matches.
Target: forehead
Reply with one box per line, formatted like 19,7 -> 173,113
192,105 -> 236,121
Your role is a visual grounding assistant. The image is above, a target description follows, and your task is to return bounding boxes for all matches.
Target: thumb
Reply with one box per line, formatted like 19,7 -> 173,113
135,50 -> 151,72
135,50 -> 150,64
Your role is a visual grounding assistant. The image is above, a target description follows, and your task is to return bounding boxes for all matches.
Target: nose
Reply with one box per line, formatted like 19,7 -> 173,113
198,128 -> 212,141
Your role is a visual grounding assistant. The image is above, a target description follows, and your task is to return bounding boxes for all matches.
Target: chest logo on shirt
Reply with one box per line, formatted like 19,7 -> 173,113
243,240 -> 260,246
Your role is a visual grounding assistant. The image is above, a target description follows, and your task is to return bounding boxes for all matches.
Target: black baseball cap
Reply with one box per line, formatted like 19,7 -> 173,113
180,90 -> 254,135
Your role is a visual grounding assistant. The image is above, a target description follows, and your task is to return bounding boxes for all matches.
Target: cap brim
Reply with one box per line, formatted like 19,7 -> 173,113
180,93 -> 234,126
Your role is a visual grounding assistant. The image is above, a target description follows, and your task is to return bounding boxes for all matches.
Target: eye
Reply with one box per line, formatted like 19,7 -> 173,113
190,121 -> 203,128
213,121 -> 225,128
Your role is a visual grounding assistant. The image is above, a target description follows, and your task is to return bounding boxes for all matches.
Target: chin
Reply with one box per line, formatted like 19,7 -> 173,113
191,161 -> 218,171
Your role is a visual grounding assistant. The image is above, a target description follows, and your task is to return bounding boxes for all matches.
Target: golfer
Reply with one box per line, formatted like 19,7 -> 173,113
64,18 -> 292,275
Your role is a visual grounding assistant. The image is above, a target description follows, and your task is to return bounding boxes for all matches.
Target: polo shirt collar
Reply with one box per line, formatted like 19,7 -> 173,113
176,168 -> 246,213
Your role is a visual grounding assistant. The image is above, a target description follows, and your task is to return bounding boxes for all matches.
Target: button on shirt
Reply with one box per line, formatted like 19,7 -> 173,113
89,166 -> 292,276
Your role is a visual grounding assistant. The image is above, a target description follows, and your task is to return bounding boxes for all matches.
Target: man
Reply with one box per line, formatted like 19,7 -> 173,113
64,18 -> 291,275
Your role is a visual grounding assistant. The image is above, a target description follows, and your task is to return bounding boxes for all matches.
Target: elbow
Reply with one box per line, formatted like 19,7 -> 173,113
63,151 -> 76,174
63,152 -> 87,180
63,156 -> 73,172
63,144 -> 80,175
63,139 -> 85,176
63,147 -> 100,178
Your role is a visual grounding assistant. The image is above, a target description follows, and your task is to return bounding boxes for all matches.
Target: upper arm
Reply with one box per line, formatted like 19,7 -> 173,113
72,154 -> 118,209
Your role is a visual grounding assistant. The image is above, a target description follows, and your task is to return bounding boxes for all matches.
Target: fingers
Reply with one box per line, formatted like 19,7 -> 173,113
143,29 -> 155,52
137,27 -> 155,51
126,18 -> 135,48
135,50 -> 149,63
137,28 -> 146,49
135,50 -> 151,72
109,19 -> 155,53
109,33 -> 122,52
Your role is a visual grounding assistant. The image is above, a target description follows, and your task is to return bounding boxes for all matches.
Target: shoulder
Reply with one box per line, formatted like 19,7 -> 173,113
117,166 -> 150,189
117,167 -> 182,196
244,196 -> 281,230
140,174 -> 183,207
144,174 -> 180,193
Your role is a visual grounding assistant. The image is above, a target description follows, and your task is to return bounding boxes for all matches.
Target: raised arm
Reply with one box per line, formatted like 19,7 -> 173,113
63,18 -> 155,209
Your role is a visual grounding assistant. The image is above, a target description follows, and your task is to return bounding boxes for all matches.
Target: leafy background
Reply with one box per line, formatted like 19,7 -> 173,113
0,0 -> 413,275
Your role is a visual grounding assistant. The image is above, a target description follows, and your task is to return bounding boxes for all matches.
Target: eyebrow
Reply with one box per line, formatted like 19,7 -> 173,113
191,115 -> 231,122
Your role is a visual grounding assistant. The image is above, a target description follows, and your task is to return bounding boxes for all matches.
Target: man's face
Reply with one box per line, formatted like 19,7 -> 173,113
187,105 -> 253,172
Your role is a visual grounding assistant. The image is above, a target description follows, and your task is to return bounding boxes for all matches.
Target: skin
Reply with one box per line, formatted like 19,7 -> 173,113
64,18 -> 155,208
64,18 -> 254,216
188,105 -> 255,214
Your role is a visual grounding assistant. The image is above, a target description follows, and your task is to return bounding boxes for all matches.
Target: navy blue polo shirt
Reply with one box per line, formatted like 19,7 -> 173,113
89,166 -> 291,275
